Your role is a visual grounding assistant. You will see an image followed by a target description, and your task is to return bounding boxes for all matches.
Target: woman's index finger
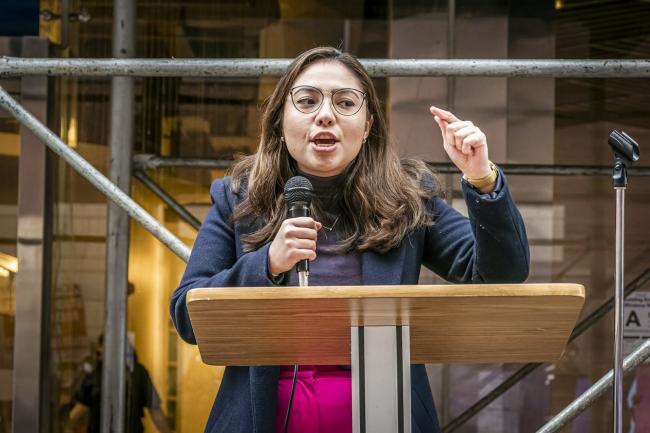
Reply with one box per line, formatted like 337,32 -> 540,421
288,217 -> 318,228
429,105 -> 461,123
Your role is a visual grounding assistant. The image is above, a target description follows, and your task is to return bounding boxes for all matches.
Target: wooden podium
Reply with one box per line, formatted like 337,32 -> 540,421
187,284 -> 585,433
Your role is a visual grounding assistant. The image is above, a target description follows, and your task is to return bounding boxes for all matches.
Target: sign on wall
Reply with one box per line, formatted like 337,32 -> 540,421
624,291 -> 650,359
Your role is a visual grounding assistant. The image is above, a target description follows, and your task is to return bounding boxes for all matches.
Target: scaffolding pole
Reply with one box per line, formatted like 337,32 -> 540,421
132,155 -> 650,176
537,339 -> 650,433
0,85 -> 191,262
101,1 -> 135,432
133,170 -> 202,230
1,58 -> 650,78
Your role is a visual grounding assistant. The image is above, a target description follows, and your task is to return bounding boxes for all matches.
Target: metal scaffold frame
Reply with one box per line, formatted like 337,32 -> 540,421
1,57 -> 650,78
2,57 -> 650,433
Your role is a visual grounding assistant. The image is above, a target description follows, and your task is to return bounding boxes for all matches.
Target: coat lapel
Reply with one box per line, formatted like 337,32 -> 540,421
361,242 -> 406,285
249,366 -> 280,433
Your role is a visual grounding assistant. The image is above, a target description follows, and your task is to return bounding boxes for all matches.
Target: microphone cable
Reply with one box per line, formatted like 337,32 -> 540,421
282,364 -> 299,433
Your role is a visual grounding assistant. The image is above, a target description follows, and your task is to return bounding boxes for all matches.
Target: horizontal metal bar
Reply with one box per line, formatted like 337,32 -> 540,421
443,267 -> 650,433
133,169 -> 202,230
0,85 -> 191,262
537,339 -> 650,433
2,58 -> 650,78
132,154 -> 232,170
430,163 -> 650,176
133,155 -> 650,176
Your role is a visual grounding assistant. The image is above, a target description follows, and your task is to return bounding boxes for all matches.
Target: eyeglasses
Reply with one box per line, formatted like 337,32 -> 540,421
289,85 -> 367,116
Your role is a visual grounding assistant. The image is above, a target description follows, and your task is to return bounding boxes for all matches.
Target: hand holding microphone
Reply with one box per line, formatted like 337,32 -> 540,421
268,217 -> 320,274
268,177 -> 321,281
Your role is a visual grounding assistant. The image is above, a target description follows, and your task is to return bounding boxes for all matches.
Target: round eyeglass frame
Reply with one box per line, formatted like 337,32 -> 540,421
289,85 -> 367,116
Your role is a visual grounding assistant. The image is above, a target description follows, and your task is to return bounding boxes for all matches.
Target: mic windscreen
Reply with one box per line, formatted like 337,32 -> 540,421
284,176 -> 314,207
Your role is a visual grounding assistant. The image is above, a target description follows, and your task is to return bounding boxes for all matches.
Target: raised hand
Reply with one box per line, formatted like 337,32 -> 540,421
429,106 -> 492,180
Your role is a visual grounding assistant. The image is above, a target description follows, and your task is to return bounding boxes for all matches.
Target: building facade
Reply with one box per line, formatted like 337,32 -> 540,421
1,0 -> 650,432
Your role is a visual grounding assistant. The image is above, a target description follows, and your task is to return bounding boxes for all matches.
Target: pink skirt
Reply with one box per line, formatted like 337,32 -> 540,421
274,365 -> 352,433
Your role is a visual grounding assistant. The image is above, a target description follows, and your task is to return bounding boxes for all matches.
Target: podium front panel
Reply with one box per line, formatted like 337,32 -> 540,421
186,283 -> 585,365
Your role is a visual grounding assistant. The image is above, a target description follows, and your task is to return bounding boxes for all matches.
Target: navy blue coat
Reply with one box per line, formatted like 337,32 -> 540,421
171,170 -> 529,433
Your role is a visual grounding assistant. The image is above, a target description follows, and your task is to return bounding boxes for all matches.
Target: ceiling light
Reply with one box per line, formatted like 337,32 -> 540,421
0,253 -> 18,274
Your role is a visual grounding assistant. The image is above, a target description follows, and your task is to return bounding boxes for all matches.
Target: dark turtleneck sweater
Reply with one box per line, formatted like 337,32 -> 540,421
286,170 -> 362,287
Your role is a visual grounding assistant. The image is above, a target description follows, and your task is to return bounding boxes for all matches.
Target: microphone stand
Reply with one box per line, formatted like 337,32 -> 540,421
612,158 -> 626,433
609,130 -> 640,433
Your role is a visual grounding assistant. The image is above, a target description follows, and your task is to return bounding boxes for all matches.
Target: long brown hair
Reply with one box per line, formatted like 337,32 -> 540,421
230,46 -> 439,254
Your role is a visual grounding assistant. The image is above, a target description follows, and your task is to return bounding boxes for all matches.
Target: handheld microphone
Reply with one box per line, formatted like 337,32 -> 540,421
284,176 -> 314,287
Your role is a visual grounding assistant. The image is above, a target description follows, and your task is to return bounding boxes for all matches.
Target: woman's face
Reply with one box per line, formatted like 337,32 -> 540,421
282,60 -> 373,177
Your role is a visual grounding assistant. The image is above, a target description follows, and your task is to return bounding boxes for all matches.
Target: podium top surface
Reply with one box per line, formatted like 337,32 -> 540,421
187,283 -> 585,366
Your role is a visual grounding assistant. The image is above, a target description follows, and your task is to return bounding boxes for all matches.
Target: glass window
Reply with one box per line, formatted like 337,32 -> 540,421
36,1 -> 650,433
0,77 -> 20,433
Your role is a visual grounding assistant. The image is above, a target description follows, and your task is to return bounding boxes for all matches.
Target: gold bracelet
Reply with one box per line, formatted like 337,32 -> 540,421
463,161 -> 498,190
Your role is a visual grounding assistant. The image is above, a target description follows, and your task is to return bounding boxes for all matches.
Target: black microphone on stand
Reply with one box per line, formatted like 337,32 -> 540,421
284,176 -> 314,287
607,130 -> 640,433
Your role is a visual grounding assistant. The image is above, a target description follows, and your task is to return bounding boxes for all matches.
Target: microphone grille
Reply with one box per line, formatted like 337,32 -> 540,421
284,176 -> 314,206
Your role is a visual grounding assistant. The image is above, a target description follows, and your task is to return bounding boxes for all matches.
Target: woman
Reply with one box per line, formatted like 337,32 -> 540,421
171,46 -> 529,433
